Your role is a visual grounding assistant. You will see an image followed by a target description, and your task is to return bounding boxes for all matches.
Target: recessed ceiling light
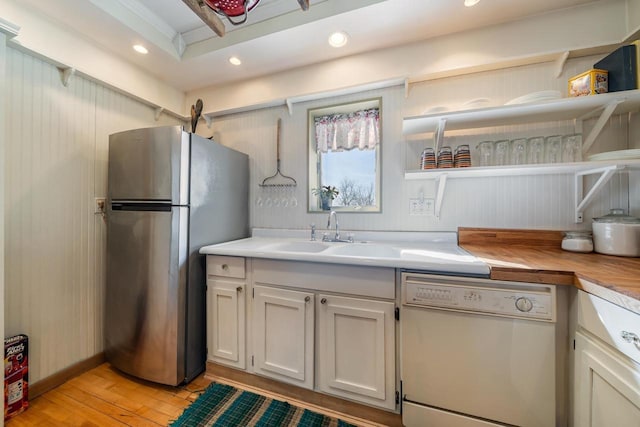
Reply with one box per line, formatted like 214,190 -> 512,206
328,31 -> 349,48
229,56 -> 242,66
464,0 -> 481,6
133,44 -> 148,54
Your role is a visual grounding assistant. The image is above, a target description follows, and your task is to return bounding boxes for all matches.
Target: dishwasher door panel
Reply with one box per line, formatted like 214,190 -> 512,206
401,305 -> 556,427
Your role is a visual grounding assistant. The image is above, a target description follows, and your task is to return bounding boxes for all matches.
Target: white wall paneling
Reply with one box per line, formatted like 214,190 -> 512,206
206,56 -> 637,232
4,47 -> 183,384
1,0 -> 186,117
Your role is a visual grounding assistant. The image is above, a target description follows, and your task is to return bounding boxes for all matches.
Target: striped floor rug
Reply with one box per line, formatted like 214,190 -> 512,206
171,382 -> 357,427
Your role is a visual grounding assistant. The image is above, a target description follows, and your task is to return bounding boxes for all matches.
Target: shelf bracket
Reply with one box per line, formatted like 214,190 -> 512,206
203,115 -> 212,129
154,107 -> 164,121
57,67 -> 75,87
574,164 -> 625,223
554,51 -> 570,78
581,99 -> 624,154
434,173 -> 448,219
286,98 -> 293,116
404,78 -> 410,99
434,118 -> 447,153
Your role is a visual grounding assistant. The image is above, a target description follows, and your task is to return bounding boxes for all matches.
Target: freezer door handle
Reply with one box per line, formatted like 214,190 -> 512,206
111,202 -> 172,211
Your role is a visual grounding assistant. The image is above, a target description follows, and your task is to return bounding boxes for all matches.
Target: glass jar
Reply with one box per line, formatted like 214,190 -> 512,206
561,230 -> 593,253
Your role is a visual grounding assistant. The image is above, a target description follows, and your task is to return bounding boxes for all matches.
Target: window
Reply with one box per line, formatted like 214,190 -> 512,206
307,98 -> 382,212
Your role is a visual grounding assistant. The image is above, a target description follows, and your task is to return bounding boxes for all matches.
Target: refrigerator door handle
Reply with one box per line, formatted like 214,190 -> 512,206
111,201 -> 173,212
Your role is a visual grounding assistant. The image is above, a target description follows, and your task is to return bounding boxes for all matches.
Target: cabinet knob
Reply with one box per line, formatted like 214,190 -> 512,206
304,296 -> 310,302
321,298 -> 327,304
236,286 -> 243,293
221,264 -> 229,271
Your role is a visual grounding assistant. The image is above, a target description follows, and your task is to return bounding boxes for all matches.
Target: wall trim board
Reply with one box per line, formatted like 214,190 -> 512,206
6,42 -> 188,123
1,0 -> 185,116
29,353 -> 106,399
0,17 -> 20,38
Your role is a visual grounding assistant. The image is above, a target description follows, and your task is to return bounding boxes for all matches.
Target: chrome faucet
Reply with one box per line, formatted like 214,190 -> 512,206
327,211 -> 339,241
310,223 -> 316,241
322,211 -> 354,243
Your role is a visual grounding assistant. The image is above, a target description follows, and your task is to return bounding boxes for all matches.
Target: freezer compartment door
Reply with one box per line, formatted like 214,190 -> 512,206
105,206 -> 189,386
108,126 -> 190,204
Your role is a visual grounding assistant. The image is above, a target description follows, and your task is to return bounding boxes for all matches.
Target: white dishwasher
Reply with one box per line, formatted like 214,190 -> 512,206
401,272 -> 567,427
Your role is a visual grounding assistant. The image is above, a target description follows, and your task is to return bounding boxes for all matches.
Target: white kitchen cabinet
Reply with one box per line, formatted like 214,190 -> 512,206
252,285 -> 315,389
318,294 -> 396,410
573,291 -> 640,427
574,332 -> 640,427
206,256 -> 246,370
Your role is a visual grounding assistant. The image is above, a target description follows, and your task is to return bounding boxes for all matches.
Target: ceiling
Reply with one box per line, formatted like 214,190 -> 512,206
21,0 -> 600,92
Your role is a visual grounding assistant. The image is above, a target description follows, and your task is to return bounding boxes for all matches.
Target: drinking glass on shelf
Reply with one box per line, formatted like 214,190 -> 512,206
527,137 -> 545,164
545,135 -> 563,163
562,134 -> 583,163
476,141 -> 494,167
494,140 -> 510,166
510,138 -> 528,165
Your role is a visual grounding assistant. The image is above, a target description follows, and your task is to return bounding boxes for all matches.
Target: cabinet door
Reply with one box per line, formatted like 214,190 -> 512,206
318,294 -> 396,410
574,331 -> 640,427
206,279 -> 245,369
252,285 -> 314,389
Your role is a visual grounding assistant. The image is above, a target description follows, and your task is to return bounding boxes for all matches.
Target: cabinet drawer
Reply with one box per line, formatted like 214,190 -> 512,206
207,256 -> 245,279
578,291 -> 640,365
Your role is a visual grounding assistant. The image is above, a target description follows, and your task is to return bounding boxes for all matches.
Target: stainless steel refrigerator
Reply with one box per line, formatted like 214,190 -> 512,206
105,125 -> 248,386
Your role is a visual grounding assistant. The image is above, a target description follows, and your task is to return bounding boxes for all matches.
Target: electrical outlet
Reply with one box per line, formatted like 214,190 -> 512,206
409,198 -> 435,216
95,197 -> 106,214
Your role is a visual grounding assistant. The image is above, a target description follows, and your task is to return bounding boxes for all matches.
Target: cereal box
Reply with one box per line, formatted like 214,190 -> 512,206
4,335 -> 28,420
568,69 -> 608,97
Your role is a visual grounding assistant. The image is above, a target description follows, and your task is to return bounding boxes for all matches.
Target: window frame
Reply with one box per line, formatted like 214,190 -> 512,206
307,97 -> 382,213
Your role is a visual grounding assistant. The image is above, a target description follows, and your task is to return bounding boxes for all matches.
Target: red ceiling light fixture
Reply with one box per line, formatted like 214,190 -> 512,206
182,0 -> 310,37
203,0 -> 261,25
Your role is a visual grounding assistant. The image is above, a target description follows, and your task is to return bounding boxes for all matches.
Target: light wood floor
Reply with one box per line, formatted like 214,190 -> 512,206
6,363 -> 386,426
6,363 -> 210,426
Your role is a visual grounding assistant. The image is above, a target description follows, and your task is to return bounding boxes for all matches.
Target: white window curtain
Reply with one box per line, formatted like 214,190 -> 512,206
314,108 -> 379,153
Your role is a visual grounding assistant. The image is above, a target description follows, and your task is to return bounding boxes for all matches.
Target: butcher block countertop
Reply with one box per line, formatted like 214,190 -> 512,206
458,228 -> 640,315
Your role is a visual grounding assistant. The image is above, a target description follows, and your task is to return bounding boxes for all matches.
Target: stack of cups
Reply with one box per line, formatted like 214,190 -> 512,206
437,146 -> 453,168
454,145 -> 471,167
420,147 -> 436,169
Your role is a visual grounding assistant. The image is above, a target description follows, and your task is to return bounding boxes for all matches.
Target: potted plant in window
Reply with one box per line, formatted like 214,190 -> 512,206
312,186 -> 339,211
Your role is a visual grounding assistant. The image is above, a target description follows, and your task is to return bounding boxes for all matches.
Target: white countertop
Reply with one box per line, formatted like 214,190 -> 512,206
199,229 -> 491,276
